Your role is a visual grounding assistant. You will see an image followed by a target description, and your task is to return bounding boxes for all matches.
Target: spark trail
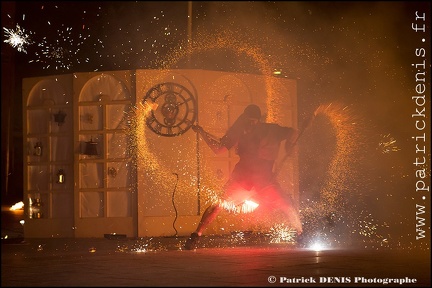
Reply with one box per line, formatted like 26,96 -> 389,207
300,102 -> 366,247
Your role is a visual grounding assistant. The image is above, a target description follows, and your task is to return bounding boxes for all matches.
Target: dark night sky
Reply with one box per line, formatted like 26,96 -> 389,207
9,1 -> 429,118
2,1 -> 431,246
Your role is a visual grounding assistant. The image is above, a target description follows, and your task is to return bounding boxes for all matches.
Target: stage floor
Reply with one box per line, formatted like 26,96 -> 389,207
2,236 -> 430,287
2,205 -> 430,287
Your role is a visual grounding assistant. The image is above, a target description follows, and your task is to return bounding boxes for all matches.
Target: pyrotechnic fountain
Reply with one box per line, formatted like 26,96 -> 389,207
7,24 -> 412,250
5,4 -> 418,249
118,29 -> 386,250
299,103 -> 364,248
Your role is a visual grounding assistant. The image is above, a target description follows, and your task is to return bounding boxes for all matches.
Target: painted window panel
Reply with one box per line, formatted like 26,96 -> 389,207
80,192 -> 104,218
107,191 -> 131,217
79,163 -> 104,188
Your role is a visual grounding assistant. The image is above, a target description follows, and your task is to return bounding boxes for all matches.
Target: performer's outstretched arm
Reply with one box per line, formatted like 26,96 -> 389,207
192,125 -> 227,154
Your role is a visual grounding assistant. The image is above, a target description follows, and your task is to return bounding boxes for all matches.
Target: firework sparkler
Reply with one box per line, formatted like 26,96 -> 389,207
3,24 -> 34,53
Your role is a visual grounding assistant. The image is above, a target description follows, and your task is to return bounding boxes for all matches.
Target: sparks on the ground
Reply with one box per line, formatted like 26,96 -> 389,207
268,223 -> 297,243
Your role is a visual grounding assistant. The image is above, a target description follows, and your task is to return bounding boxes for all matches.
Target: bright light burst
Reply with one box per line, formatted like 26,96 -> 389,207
309,240 -> 327,251
3,24 -> 34,53
9,201 -> 24,211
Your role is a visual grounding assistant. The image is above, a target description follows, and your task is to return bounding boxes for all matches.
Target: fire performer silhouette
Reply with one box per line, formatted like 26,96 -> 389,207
185,104 -> 304,250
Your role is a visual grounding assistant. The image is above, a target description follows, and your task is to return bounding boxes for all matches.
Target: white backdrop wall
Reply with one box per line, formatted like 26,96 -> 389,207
23,69 -> 297,238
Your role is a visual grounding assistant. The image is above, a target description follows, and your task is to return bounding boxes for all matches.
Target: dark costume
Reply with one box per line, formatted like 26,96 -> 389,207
185,104 -> 302,249
221,122 -> 297,209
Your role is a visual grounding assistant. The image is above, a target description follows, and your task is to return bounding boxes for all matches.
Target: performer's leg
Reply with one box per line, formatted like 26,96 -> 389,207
195,203 -> 223,236
185,179 -> 242,249
194,178 -> 248,235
